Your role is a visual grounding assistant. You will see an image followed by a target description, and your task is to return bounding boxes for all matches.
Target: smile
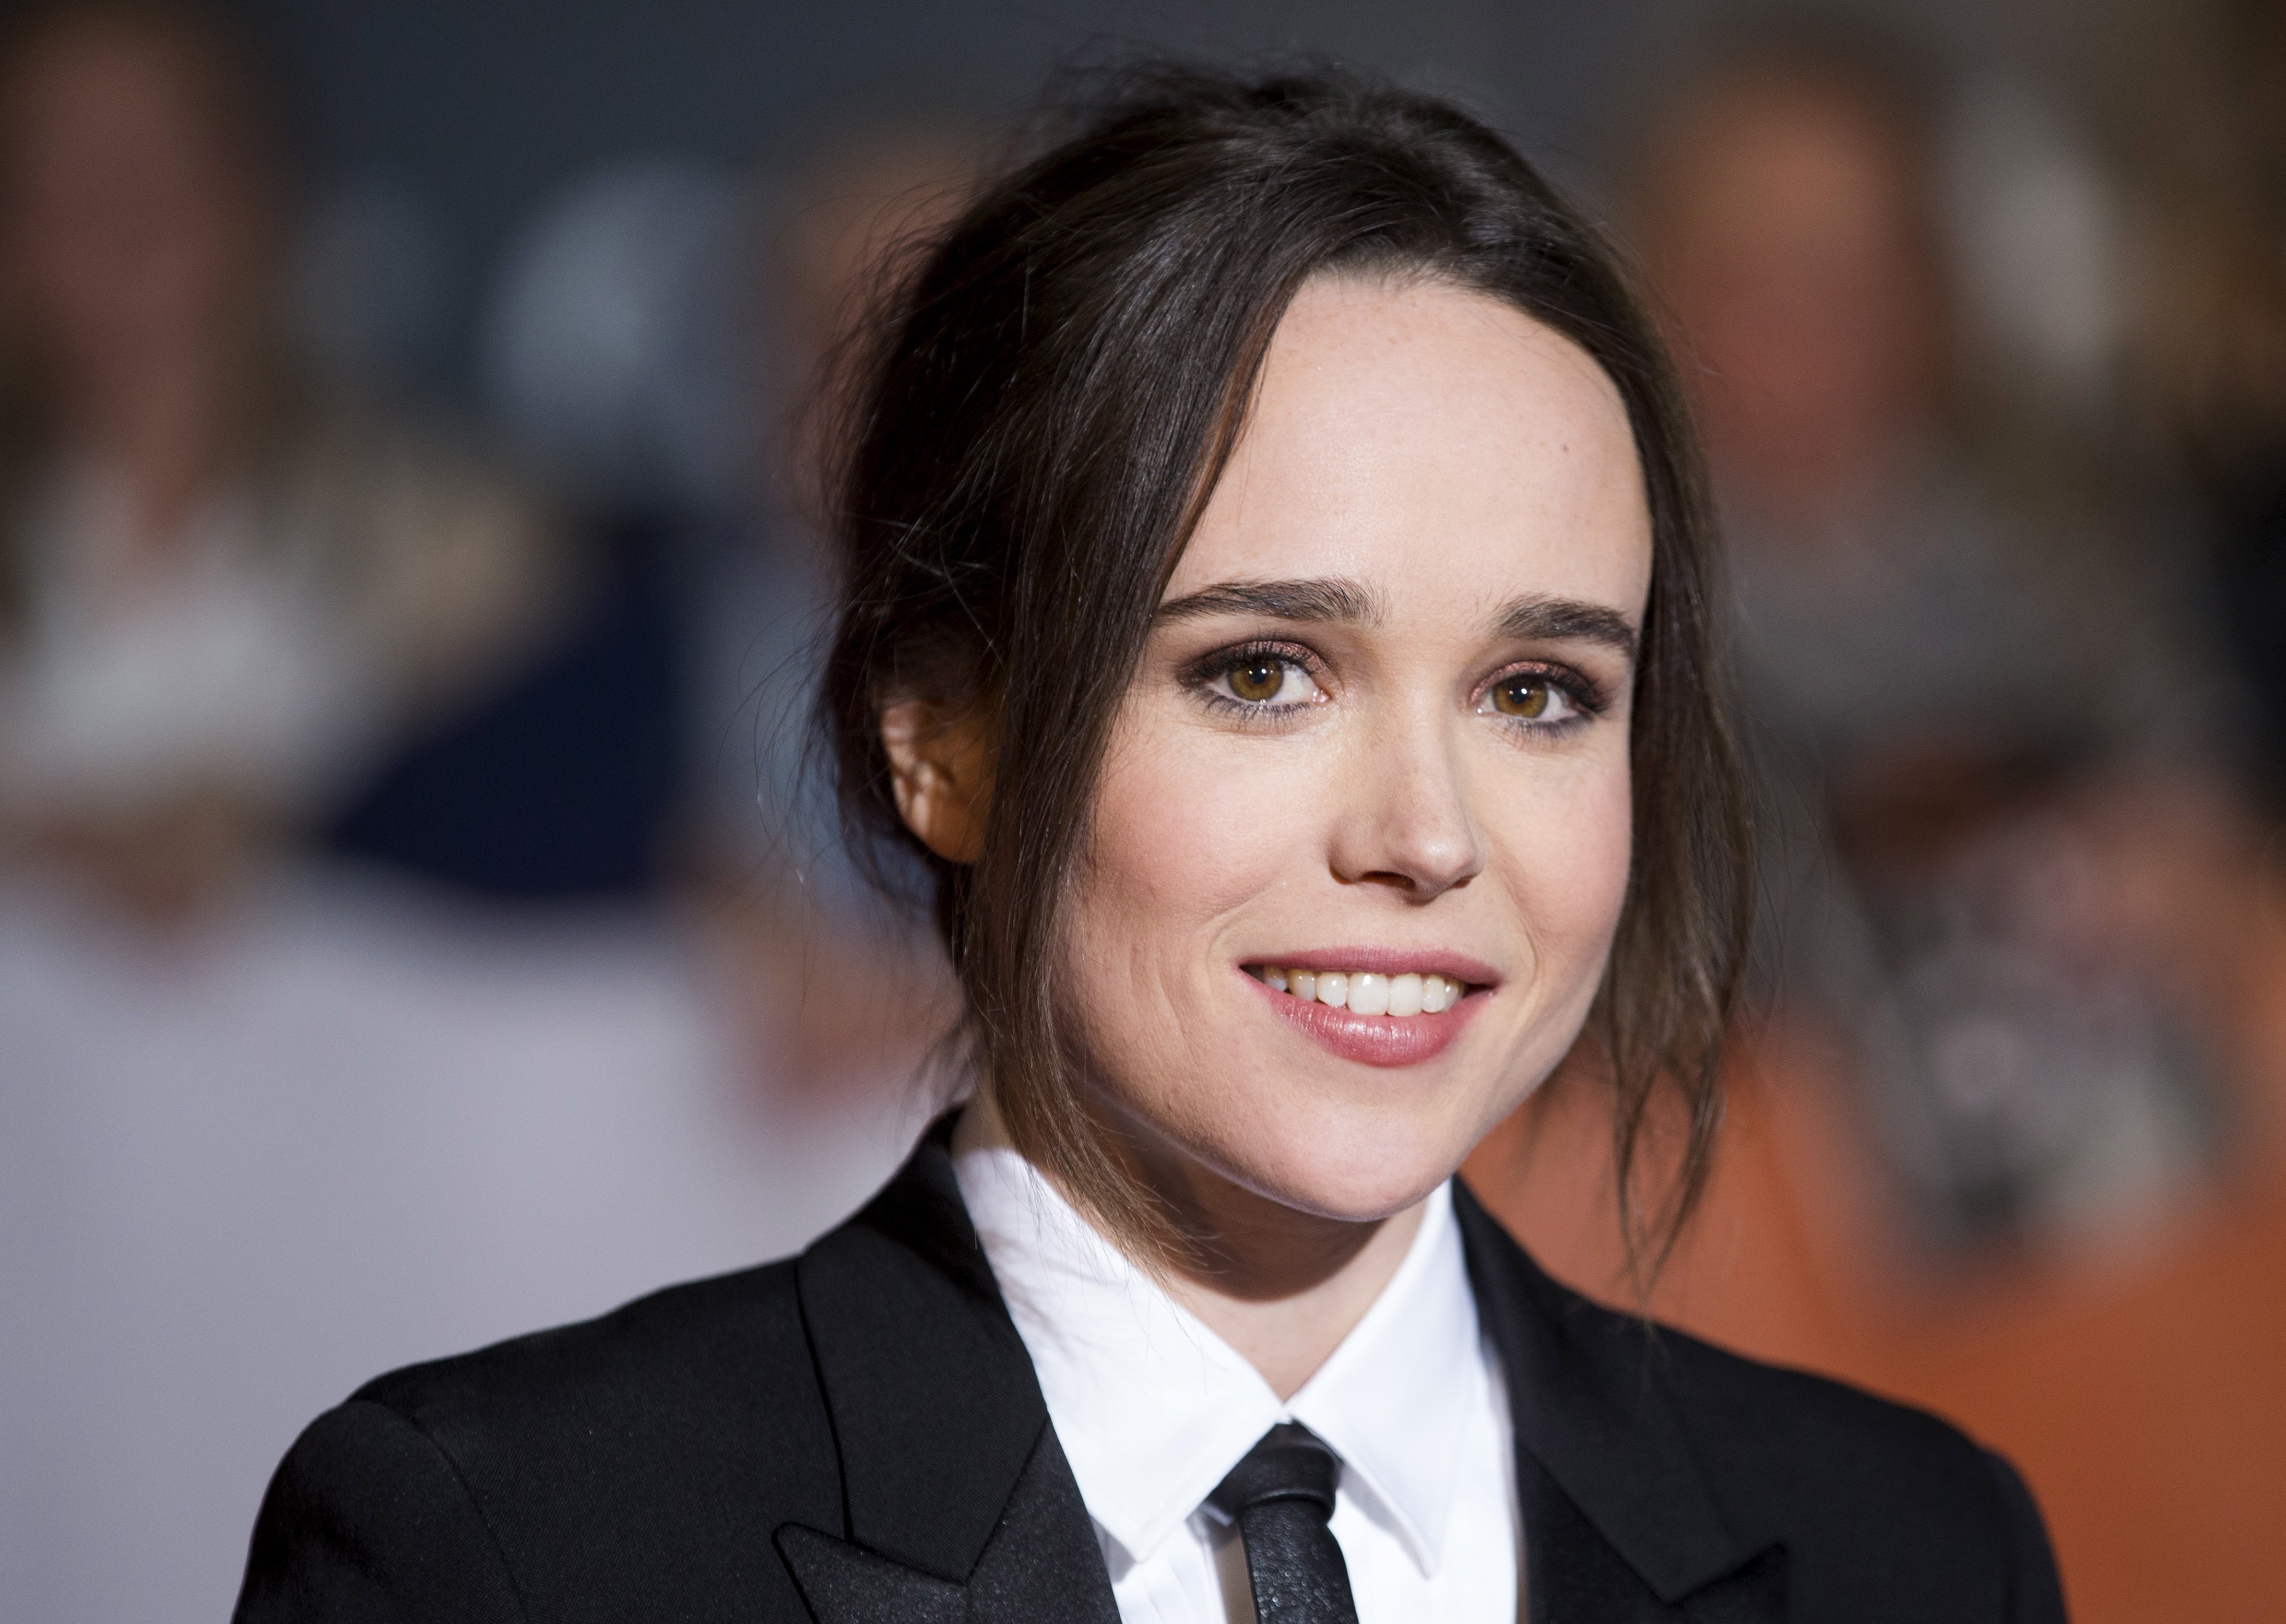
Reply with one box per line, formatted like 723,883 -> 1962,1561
1237,956 -> 1491,1067
1243,964 -> 1469,1017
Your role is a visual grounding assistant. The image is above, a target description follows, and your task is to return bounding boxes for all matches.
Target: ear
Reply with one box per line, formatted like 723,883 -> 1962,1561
879,698 -> 993,864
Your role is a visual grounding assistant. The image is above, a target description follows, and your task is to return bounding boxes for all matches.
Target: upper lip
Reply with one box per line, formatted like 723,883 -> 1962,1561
1246,947 -> 1500,987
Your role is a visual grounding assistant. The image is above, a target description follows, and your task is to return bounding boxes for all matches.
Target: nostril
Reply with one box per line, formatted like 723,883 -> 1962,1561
1353,869 -> 1472,895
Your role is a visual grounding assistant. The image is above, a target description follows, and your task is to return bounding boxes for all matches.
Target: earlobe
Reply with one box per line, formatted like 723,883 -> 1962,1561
880,699 -> 993,864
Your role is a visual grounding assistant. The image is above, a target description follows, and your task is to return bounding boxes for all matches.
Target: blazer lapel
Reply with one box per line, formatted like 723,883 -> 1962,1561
776,1425 -> 1114,1624
1455,1181 -> 1786,1622
786,1127 -> 1781,1622
781,1117 -> 1119,1624
774,1525 -> 964,1624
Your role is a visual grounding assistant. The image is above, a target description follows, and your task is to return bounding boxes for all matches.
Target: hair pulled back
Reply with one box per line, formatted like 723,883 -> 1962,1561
820,64 -> 1751,1274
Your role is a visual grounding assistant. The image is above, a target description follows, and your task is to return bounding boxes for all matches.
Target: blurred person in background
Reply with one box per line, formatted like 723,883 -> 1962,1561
0,0 -> 567,926
0,11 -> 930,1621
1470,19 -> 2286,1622
469,115 -> 978,1079
2094,0 -> 2286,812
1620,26 -> 2249,1259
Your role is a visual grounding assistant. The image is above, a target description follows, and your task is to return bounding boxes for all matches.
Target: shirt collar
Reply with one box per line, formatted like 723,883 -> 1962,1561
952,1113 -> 1485,1578
1286,1176 -> 1486,1574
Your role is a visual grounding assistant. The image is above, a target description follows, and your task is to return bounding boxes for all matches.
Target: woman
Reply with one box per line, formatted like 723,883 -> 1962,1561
0,0 -> 560,922
1618,34 -> 2234,1261
235,68 -> 2066,1622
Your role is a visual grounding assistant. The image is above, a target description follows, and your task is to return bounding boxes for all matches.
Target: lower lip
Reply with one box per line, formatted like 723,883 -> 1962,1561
1241,970 -> 1485,1067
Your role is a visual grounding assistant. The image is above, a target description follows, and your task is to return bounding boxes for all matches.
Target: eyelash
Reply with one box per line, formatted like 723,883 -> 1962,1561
1180,641 -> 1608,735
1475,662 -> 1606,737
1184,640 -> 1326,721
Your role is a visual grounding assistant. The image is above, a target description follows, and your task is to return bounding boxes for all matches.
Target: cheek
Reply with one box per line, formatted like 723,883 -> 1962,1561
1491,748 -> 1635,994
1067,724 -> 1294,1000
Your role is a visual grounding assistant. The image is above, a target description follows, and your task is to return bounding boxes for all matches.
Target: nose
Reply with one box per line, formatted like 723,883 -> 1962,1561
1327,708 -> 1486,900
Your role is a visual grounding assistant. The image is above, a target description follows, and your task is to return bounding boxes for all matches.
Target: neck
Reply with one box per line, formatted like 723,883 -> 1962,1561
961,1094 -> 1427,1401
1150,1159 -> 1426,1404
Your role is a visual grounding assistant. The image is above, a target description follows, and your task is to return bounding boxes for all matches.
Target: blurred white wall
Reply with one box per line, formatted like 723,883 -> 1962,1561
0,868 -> 927,1623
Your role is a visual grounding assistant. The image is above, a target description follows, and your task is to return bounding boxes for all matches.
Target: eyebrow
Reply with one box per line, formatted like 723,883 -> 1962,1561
1153,575 -> 1639,663
1152,577 -> 1385,627
1493,594 -> 1639,663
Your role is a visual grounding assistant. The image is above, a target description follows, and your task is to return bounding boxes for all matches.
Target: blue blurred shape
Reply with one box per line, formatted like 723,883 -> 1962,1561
325,520 -> 683,901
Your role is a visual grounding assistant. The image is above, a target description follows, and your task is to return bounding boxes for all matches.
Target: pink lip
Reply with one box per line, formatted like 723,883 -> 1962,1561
1238,964 -> 1489,1068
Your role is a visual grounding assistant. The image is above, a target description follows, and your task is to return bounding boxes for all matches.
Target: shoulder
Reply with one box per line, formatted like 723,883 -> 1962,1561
1458,1184 -> 1998,1503
1552,1271 -> 2064,1619
1454,1186 -> 2065,1620
1641,1309 -> 2011,1511
236,1260 -> 837,1624
352,1256 -> 813,1438
348,1257 -> 838,1520
1654,1317 -> 2064,1618
1638,1306 -> 1988,1487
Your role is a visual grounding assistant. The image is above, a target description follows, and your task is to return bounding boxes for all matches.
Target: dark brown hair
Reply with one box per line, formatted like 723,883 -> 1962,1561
820,64 -> 1751,1274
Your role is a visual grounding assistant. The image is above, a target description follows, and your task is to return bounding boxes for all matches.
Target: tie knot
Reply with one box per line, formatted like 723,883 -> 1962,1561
1208,1422 -> 1343,1522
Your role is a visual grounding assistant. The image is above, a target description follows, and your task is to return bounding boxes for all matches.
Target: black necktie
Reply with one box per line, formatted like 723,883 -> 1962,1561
1207,1422 -> 1360,1624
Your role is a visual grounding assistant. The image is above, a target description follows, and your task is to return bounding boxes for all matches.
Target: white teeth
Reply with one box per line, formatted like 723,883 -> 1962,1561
1254,967 -> 1465,1018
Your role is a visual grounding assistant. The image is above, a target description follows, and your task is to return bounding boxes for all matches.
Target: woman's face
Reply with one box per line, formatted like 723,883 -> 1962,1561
0,23 -> 269,384
1063,275 -> 1651,1222
1637,82 -> 1938,517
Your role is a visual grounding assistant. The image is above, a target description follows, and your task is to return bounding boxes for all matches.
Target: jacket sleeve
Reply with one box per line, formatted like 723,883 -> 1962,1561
232,1399 -> 527,1624
1984,1451 -> 2069,1623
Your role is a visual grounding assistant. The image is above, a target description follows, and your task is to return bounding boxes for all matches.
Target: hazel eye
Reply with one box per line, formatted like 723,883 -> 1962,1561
1477,669 -> 1583,726
1493,675 -> 1552,718
1198,649 -> 1321,711
1228,657 -> 1286,703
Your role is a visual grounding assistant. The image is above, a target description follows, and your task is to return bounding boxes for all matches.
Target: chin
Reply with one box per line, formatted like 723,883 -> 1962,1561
1221,1099 -> 1476,1223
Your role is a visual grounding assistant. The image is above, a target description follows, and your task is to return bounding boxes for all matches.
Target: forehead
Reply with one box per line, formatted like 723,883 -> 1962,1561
1166,275 -> 1652,615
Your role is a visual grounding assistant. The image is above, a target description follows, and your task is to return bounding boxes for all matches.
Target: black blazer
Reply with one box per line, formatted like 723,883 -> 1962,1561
235,1119 -> 2067,1622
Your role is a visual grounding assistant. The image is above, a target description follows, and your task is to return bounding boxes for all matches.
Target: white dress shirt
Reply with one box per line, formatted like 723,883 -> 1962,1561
953,1121 -> 1521,1622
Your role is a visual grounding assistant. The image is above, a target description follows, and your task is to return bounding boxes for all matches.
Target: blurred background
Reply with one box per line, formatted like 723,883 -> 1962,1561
0,0 -> 2278,1619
